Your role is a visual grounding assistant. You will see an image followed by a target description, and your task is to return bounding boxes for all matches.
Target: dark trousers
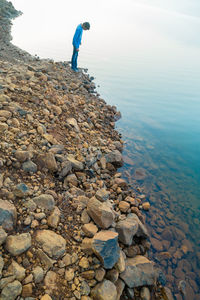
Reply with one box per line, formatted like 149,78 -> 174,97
71,46 -> 78,70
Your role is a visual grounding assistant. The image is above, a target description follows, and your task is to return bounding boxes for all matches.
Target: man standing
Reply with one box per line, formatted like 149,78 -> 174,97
71,22 -> 90,72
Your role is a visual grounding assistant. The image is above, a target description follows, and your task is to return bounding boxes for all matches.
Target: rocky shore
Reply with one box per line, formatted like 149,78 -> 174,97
0,1 -> 175,299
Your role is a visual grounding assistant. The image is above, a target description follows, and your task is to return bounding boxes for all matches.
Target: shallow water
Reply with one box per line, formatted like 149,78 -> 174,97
12,0 -> 200,298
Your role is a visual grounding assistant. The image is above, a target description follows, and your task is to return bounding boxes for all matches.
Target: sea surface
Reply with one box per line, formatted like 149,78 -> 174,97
12,0 -> 200,298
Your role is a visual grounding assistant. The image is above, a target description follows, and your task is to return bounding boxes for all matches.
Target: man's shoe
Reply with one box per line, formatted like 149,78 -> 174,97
71,67 -> 79,72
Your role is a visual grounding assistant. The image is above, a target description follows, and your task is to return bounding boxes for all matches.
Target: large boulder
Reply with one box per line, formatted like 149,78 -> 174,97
116,214 -> 148,245
32,194 -> 55,211
87,197 -> 114,229
35,230 -> 66,259
0,199 -> 17,231
120,255 -> 157,288
6,233 -> 32,256
91,279 -> 117,300
92,231 -> 120,269
0,280 -> 22,300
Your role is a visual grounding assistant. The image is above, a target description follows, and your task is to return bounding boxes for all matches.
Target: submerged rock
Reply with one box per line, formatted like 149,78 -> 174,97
120,255 -> 157,288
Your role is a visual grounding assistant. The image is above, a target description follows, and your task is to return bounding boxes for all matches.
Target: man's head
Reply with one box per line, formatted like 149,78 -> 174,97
82,22 -> 90,30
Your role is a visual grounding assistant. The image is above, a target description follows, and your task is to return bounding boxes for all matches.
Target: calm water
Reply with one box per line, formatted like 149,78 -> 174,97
12,0 -> 200,298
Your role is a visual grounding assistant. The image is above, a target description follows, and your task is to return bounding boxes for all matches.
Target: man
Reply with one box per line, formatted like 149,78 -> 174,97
71,22 -> 90,72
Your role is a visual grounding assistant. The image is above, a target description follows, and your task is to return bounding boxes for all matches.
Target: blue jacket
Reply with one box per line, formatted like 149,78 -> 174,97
72,24 -> 83,49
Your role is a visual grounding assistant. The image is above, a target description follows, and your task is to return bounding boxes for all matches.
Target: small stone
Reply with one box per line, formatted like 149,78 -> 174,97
65,268 -> 74,281
6,233 -> 32,256
14,183 -> 28,198
95,189 -> 110,202
41,295 -> 52,300
32,266 -> 44,283
47,206 -> 60,228
142,202 -> 150,211
91,279 -> 117,300
140,286 -> 151,300
0,199 -> 17,231
22,161 -> 37,173
33,194 -> 55,211
118,201 -> 130,213
82,223 -> 98,237
79,257 -> 89,269
22,283 -> 33,297
95,268 -> 106,282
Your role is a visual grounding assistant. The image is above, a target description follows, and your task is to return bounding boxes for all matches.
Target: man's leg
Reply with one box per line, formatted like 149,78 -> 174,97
71,47 -> 78,70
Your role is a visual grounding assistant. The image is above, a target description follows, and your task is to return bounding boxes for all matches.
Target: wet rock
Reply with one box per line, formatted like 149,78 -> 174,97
120,255 -> 157,288
133,168 -> 147,180
35,230 -> 66,259
92,231 -> 120,269
0,280 -> 22,300
115,215 -> 139,245
91,279 -> 117,300
0,199 -> 17,231
6,233 -> 32,256
33,194 -> 55,211
87,197 -> 114,229
22,160 -> 37,173
151,237 -> 163,252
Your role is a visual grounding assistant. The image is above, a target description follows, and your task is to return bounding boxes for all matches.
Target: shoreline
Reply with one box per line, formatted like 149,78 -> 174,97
0,1 -> 174,299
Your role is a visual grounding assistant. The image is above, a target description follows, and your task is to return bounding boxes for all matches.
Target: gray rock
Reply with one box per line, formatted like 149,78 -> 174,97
44,271 -> 57,293
35,230 -> 66,259
0,199 -> 17,231
115,279 -> 125,300
0,280 -> 22,300
6,233 -> 32,256
22,160 -> 37,173
116,213 -> 148,246
87,197 -> 114,229
115,216 -> 139,246
0,275 -> 16,290
92,231 -> 120,269
120,255 -> 157,288
33,194 -> 55,211
59,161 -> 72,179
91,279 -> 117,300
104,150 -> 123,167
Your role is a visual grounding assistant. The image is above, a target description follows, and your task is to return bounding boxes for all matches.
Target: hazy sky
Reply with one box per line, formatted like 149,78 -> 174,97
11,0 -> 200,62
